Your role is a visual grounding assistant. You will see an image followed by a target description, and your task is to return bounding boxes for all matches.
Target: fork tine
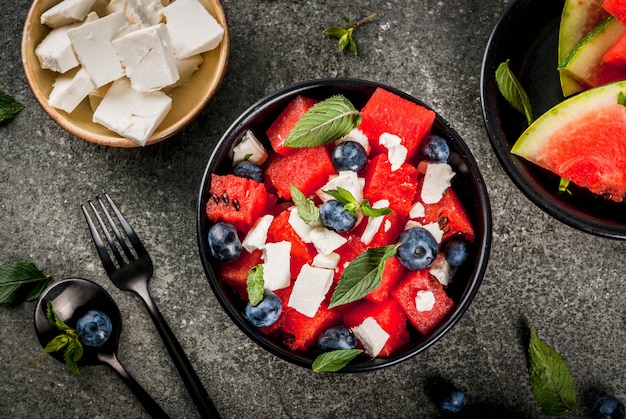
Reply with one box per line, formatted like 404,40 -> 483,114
87,199 -> 127,266
103,191 -> 149,258
96,195 -> 135,261
81,201 -> 118,276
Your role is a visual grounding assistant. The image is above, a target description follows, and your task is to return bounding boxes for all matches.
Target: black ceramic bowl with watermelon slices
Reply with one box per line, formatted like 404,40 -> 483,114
197,78 -> 492,372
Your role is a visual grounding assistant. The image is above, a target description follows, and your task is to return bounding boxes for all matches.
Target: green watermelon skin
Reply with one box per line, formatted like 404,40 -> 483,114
206,174 -> 276,232
266,95 -> 319,156
391,269 -> 455,335
358,87 -> 436,161
265,145 -> 335,199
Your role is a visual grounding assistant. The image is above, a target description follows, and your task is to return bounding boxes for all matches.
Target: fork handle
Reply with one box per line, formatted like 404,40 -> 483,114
134,282 -> 221,419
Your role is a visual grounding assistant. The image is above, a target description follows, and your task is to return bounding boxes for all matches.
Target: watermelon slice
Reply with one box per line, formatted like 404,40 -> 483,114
266,95 -> 319,156
511,80 -> 626,202
358,87 -> 436,161
604,0 -> 626,26
603,32 -> 626,69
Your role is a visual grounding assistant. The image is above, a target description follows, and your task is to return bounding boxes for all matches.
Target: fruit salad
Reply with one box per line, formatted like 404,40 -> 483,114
204,87 -> 475,368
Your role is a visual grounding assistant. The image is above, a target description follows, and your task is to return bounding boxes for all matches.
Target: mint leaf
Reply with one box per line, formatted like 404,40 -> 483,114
329,245 -> 397,308
323,187 -> 360,215
558,178 -> 572,196
495,60 -> 534,125
43,334 -> 70,353
0,91 -> 24,123
44,303 -> 84,376
0,261 -> 52,304
528,326 -> 577,415
283,95 -> 361,148
312,349 -> 363,372
361,199 -> 393,217
64,339 -> 83,376
246,265 -> 265,306
290,184 -> 319,224
323,13 -> 377,55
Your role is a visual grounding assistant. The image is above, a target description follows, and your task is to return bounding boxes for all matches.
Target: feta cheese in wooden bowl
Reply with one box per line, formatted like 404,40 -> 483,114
22,0 -> 229,147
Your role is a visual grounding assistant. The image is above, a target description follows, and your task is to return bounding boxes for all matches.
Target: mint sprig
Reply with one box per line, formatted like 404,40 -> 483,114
528,325 -> 577,415
0,90 -> 24,123
323,187 -> 393,217
0,261 -> 52,304
312,349 -> 364,372
43,303 -> 84,376
246,265 -> 265,306
323,13 -> 378,55
290,184 -> 319,224
283,95 -> 361,148
329,245 -> 397,308
495,59 -> 534,125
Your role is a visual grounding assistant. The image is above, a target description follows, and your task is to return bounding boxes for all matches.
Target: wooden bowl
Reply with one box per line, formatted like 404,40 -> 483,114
21,0 -> 229,147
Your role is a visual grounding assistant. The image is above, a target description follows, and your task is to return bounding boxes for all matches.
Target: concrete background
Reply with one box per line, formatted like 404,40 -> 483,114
2,0 -> 625,417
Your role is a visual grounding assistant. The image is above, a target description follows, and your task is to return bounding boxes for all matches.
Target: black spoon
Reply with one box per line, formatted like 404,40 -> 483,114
34,278 -> 170,418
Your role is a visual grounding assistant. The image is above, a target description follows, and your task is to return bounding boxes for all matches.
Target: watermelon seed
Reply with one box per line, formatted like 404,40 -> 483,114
211,193 -> 220,204
232,199 -> 240,211
222,193 -> 229,204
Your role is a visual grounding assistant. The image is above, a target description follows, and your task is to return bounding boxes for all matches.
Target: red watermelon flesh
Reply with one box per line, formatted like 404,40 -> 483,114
603,32 -> 626,69
391,269 -> 455,335
343,298 -> 410,357
219,249 -> 263,301
266,95 -> 319,156
358,87 -> 436,161
604,0 -> 626,26
362,154 -> 419,220
265,145 -> 335,199
365,255 -> 405,303
206,174 -> 276,232
420,187 -> 475,243
266,210 -> 317,279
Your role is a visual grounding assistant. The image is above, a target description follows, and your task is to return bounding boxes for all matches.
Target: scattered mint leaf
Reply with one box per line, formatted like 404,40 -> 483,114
558,178 -> 572,196
283,95 -> 361,148
290,184 -> 319,224
495,60 -> 534,125
312,349 -> 363,372
528,326 -> 577,416
0,261 -> 52,304
43,303 -> 84,376
619,92 -> 626,106
243,153 -> 253,161
323,13 -> 377,55
361,199 -> 393,217
0,91 -> 24,123
329,245 -> 397,308
246,265 -> 264,306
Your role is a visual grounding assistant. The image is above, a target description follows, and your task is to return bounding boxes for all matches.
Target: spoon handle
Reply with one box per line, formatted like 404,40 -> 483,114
134,282 -> 221,419
98,352 -> 170,419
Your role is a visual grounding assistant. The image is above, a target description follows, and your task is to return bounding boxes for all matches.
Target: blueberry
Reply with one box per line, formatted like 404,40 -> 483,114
444,239 -> 469,267
439,388 -> 468,414
420,134 -> 450,162
396,227 -> 439,270
592,395 -> 625,419
245,290 -> 282,327
233,160 -> 264,183
207,222 -> 242,262
76,310 -> 113,347
332,141 -> 368,172
318,326 -> 357,352
319,199 -> 356,232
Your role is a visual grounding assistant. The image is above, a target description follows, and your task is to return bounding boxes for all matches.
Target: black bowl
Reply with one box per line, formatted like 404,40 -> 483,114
481,0 -> 626,239
197,78 -> 492,371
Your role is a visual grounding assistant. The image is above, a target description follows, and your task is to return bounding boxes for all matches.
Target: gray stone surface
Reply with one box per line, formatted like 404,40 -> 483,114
1,0 -> 625,418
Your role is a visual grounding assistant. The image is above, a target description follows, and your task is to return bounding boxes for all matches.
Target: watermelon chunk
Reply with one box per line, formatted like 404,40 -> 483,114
603,32 -> 626,69
343,299 -> 410,357
365,255 -> 405,303
391,269 -> 455,335
265,145 -> 335,199
358,87 -> 436,161
362,154 -> 419,220
266,210 -> 317,279
420,187 -> 475,243
604,0 -> 626,26
219,249 -> 263,301
206,174 -> 276,232
266,95 -> 319,156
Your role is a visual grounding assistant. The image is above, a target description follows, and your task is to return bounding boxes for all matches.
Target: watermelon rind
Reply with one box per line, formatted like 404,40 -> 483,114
512,80 -> 626,158
558,0 -> 608,97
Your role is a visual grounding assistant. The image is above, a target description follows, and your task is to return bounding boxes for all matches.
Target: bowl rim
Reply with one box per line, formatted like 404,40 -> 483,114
196,77 -> 492,372
21,0 -> 230,148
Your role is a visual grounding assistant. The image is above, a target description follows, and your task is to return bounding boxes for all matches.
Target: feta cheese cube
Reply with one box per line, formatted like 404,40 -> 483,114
288,264 -> 334,318
420,162 -> 455,204
232,130 -> 269,165
261,241 -> 291,291
317,170 -> 364,203
310,227 -> 347,256
288,206 -> 323,243
67,11 -> 136,87
162,0 -> 224,59
351,317 -> 389,357
242,214 -> 274,252
312,252 -> 340,270
113,23 -> 179,92
379,132 -> 408,171
92,77 -> 172,146
409,201 -> 425,219
123,0 -> 165,27
415,290 -> 436,312
361,199 -> 390,245
163,54 -> 204,92
41,0 -> 97,28
48,67 -> 96,113
429,253 -> 454,286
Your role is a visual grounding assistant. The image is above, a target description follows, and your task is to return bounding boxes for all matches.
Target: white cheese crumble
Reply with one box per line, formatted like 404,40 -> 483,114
429,253 -> 454,286
287,264 -> 334,318
351,317 -> 389,357
415,290 -> 436,312
41,0 -> 96,28
312,252 -> 340,270
360,199 -> 390,245
261,241 -> 292,291
310,227 -> 348,256
379,132 -> 408,171
421,162 -> 455,204
242,214 -> 274,252
316,170 -> 364,203
404,220 -> 444,244
287,206 -> 320,243
337,128 -> 371,155
48,67 -> 95,113
232,130 -> 269,166
409,201 -> 425,219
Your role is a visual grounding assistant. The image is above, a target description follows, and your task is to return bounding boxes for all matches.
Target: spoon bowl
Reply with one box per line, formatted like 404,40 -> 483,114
34,278 -> 169,418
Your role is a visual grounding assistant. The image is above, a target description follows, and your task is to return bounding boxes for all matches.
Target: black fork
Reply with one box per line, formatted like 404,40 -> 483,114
81,192 -> 220,419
